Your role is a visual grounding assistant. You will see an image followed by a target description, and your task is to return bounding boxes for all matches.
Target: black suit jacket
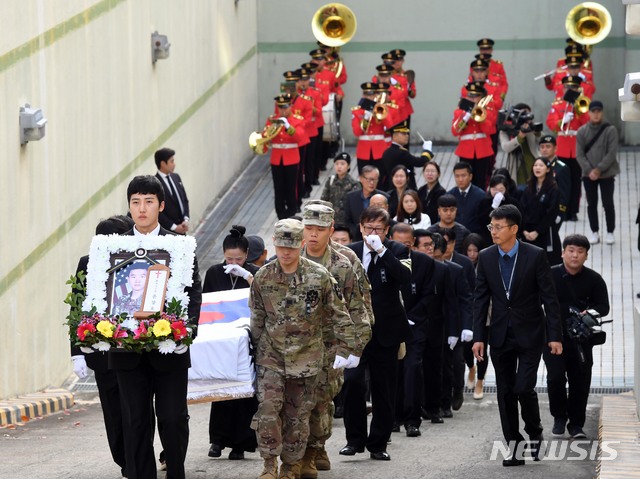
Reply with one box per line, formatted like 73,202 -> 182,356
156,172 -> 190,231
444,260 -> 473,335
417,182 -> 446,225
380,143 -> 429,190
473,241 -> 562,349
108,227 -> 202,371
348,239 -> 412,347
447,184 -> 486,234
344,188 -> 387,241
451,251 -> 476,292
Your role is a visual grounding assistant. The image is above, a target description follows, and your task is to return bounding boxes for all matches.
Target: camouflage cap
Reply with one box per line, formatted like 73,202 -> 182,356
302,204 -> 335,227
303,199 -> 334,209
273,219 -> 304,248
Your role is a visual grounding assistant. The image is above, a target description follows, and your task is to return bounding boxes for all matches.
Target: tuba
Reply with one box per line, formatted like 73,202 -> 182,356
249,122 -> 284,155
565,3 -> 612,45
311,4 -> 357,48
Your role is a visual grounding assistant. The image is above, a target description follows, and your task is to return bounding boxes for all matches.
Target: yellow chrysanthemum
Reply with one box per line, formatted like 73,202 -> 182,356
96,320 -> 114,338
152,319 -> 172,337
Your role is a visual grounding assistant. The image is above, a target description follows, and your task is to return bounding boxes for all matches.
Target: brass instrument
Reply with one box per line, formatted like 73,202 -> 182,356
311,4 -> 357,48
249,122 -> 284,155
565,2 -> 612,46
574,93 -> 591,114
373,92 -> 388,121
471,94 -> 493,123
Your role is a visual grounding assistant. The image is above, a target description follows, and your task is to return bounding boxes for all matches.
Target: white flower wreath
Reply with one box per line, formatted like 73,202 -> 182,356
82,234 -> 196,315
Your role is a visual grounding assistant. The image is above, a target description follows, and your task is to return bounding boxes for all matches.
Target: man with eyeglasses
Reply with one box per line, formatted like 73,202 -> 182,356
344,165 -> 387,241
472,205 -> 562,467
340,207 -> 412,461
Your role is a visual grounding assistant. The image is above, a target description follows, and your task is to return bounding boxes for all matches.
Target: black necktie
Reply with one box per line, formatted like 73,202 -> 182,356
368,251 -> 377,273
460,190 -> 467,198
166,175 -> 183,215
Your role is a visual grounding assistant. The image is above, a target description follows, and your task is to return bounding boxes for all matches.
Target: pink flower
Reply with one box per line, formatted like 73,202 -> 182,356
77,323 -> 96,341
171,321 -> 188,341
134,322 -> 148,340
113,325 -> 128,339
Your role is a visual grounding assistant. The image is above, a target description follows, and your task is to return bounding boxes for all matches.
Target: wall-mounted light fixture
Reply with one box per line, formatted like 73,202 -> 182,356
151,31 -> 171,64
19,104 -> 47,145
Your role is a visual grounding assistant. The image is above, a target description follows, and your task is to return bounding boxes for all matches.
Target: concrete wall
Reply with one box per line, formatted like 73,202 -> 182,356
636,306 -> 640,419
0,0 -> 258,399
257,0 -> 638,144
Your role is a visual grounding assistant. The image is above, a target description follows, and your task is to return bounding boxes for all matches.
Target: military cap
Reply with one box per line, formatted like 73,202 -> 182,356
389,120 -> 410,134
381,51 -> 401,62
465,82 -> 486,96
565,44 -> 584,55
477,38 -> 495,48
475,53 -> 492,61
562,75 -> 582,86
273,219 -> 304,248
470,59 -> 489,70
303,204 -> 335,227
390,49 -> 406,58
334,152 -> 351,165
375,64 -> 393,74
297,68 -> 310,79
283,70 -> 301,81
309,48 -> 327,59
565,56 -> 583,67
300,62 -> 317,73
539,134 -> 556,145
246,235 -> 266,263
360,82 -> 377,94
376,82 -> 391,92
303,199 -> 334,209
274,94 -> 292,107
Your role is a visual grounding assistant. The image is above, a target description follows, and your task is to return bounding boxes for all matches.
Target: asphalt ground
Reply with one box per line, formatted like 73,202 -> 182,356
0,388 -> 600,479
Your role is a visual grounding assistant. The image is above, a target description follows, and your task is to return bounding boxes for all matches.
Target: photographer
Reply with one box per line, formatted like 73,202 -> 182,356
543,234 -> 609,439
498,103 -> 542,187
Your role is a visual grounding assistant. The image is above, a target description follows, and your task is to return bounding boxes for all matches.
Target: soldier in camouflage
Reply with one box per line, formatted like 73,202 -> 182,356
299,204 -> 372,478
320,152 -> 361,225
250,219 -> 354,479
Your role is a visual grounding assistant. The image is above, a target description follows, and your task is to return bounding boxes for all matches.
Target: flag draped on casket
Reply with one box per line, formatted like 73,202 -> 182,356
187,288 -> 255,402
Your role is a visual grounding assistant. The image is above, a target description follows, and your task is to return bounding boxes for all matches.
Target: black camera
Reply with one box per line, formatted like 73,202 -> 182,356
498,106 -> 541,135
566,307 -> 602,342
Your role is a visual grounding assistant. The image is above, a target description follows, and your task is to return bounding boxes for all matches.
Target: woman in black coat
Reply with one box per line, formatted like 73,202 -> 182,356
520,158 -> 561,265
203,225 -> 260,460
417,160 -> 446,224
477,174 -> 523,247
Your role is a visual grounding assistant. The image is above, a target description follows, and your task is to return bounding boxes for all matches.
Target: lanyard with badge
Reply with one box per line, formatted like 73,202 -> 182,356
498,252 -> 518,300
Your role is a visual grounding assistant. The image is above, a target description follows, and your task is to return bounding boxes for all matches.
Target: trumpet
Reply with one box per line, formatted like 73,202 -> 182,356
574,93 -> 590,114
471,94 -> 493,123
249,122 -> 283,155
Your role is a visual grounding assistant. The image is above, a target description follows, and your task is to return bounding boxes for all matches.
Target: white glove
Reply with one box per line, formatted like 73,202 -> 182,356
279,117 -> 291,129
333,355 -> 349,369
174,344 -> 188,355
390,77 -> 398,86
422,140 -> 433,151
562,112 -> 574,124
461,329 -> 473,342
72,356 -> 88,379
224,263 -> 252,280
365,234 -> 384,252
346,354 -> 361,369
448,336 -> 459,350
491,191 -> 505,209
364,110 -> 372,121
578,72 -> 586,81
462,111 -> 472,122
80,346 -> 94,354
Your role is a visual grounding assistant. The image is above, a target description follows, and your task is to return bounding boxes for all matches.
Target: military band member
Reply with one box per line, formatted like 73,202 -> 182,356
451,82 -> 496,189
389,49 -> 416,125
381,120 -> 433,191
297,68 -> 323,196
465,59 -> 506,108
301,63 -> 328,185
352,82 -> 396,175
477,38 -> 508,96
545,75 -> 589,221
546,55 -> 595,99
373,63 -> 407,123
266,94 -> 304,220
250,219 -> 353,479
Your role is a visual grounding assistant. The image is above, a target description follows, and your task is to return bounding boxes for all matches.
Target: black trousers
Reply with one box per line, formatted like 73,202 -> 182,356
460,155 -> 492,190
116,361 -> 189,479
297,144 -> 309,205
543,340 -> 593,429
342,337 -> 398,452
271,162 -> 299,219
400,323 -> 427,426
422,319 -> 444,415
209,397 -> 258,451
490,330 -> 543,443
94,369 -> 126,476
560,156 -> 582,217
582,176 -> 615,233
305,135 -> 320,191
441,340 -> 465,409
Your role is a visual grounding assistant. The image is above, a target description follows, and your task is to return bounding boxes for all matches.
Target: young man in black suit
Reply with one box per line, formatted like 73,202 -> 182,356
472,205 -> 562,466
154,147 -> 190,234
340,207 -> 412,461
109,175 -> 202,479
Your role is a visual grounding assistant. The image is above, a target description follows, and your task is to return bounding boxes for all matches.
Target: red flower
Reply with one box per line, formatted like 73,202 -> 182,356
77,323 -> 96,341
171,321 -> 188,341
134,322 -> 148,340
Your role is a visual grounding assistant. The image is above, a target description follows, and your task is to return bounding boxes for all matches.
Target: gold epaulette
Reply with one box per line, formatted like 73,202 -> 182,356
351,105 -> 361,111
552,99 -> 564,105
292,114 -> 304,120
494,59 -> 503,64
268,114 -> 278,121
300,94 -> 312,101
387,103 -> 399,109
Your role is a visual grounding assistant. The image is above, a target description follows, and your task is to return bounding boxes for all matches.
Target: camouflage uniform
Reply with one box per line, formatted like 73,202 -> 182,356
250,219 -> 353,473
320,174 -> 360,225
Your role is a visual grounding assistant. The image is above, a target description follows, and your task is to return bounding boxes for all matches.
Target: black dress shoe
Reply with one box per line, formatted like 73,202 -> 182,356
208,443 -> 222,458
406,425 -> 421,437
339,445 -> 364,456
391,422 -> 400,433
420,407 -> 430,420
333,405 -> 344,418
451,389 -> 464,411
502,457 -> 525,467
430,414 -> 444,424
370,451 -> 391,461
529,434 -> 544,461
441,408 -> 453,418
228,449 -> 244,460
